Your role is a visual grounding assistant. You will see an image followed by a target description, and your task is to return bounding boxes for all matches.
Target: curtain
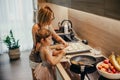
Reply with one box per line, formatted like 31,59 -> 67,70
0,0 -> 34,53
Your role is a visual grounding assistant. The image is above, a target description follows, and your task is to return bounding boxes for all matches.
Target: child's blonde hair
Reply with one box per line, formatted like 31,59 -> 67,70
36,29 -> 51,43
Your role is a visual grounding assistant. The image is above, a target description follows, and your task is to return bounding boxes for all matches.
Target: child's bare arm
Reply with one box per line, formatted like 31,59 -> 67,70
52,49 -> 64,56
50,44 -> 65,49
45,49 -> 66,65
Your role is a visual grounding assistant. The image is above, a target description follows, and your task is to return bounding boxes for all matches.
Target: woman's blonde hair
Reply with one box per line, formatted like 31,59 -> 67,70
37,5 -> 53,27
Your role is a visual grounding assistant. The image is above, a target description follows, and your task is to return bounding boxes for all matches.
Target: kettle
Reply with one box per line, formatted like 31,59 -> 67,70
58,20 -> 72,34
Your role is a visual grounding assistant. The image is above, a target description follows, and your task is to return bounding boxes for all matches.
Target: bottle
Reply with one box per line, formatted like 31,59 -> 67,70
64,23 -> 68,34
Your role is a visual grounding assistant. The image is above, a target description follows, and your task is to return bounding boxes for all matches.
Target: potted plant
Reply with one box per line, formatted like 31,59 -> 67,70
3,30 -> 20,60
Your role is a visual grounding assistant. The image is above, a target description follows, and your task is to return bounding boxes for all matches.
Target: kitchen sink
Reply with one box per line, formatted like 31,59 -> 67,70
53,34 -> 79,44
60,34 -> 79,42
60,35 -> 72,42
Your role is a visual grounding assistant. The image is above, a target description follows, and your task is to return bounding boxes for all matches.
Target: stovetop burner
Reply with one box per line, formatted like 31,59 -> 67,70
61,61 -> 99,80
61,62 -> 80,80
70,64 -> 96,74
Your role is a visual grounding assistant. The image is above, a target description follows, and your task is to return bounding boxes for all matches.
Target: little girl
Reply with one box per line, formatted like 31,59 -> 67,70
34,29 -> 66,80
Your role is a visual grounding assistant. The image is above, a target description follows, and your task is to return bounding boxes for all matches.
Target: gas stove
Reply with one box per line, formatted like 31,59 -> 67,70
60,57 -> 119,80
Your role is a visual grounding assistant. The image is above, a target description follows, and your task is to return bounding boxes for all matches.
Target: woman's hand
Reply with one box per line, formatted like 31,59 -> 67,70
63,42 -> 69,48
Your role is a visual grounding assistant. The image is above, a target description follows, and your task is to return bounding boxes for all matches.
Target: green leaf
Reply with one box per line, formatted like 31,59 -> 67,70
3,30 -> 20,49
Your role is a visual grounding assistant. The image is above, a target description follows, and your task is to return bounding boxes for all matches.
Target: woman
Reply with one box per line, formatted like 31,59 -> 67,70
34,29 -> 66,80
29,5 -> 68,80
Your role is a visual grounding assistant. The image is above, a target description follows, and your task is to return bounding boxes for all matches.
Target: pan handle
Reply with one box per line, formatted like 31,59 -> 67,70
80,66 -> 86,80
95,56 -> 106,63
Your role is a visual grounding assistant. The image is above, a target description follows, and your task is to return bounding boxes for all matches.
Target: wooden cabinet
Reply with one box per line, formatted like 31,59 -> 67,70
47,0 -> 120,20
70,0 -> 105,16
47,0 -> 71,7
105,0 -> 120,20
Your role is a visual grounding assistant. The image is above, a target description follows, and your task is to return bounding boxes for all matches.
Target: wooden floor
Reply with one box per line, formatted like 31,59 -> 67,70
0,50 -> 33,80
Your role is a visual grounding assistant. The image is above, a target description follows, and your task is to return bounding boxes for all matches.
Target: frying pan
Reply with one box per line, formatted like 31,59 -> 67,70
70,55 -> 96,66
70,55 -> 97,80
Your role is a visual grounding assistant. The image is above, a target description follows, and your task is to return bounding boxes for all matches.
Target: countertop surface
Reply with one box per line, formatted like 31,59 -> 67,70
55,32 -> 119,80
55,32 -> 103,80
56,43 -> 120,80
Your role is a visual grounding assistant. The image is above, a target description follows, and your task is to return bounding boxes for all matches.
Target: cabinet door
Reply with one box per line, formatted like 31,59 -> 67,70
47,0 -> 120,20
104,0 -> 120,20
71,0 -> 105,16
47,0 -> 71,7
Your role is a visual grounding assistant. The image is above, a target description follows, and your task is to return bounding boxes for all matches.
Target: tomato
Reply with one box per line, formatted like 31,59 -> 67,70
104,64 -> 109,69
108,63 -> 112,66
110,65 -> 114,70
107,69 -> 112,73
101,63 -> 109,69
101,68 -> 106,72
103,59 -> 109,64
112,69 -> 116,73
98,65 -> 102,70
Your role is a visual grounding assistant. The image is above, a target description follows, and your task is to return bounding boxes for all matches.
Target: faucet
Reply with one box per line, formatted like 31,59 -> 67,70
60,20 -> 73,34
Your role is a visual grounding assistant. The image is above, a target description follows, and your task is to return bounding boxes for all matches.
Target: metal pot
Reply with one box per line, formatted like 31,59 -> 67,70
70,55 -> 97,80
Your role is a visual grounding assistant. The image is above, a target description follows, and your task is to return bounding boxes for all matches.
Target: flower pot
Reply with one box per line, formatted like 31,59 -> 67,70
9,48 -> 20,60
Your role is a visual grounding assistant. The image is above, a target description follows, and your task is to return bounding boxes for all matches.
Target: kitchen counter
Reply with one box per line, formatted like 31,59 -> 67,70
56,51 -> 104,80
56,27 -> 120,80
55,31 -> 119,80
55,31 -> 103,80
56,47 -> 120,80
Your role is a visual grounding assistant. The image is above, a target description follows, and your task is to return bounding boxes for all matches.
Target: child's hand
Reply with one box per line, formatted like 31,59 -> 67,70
60,49 -> 66,56
56,44 -> 65,50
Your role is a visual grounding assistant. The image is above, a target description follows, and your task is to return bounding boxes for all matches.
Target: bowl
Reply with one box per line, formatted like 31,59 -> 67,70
96,61 -> 120,79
